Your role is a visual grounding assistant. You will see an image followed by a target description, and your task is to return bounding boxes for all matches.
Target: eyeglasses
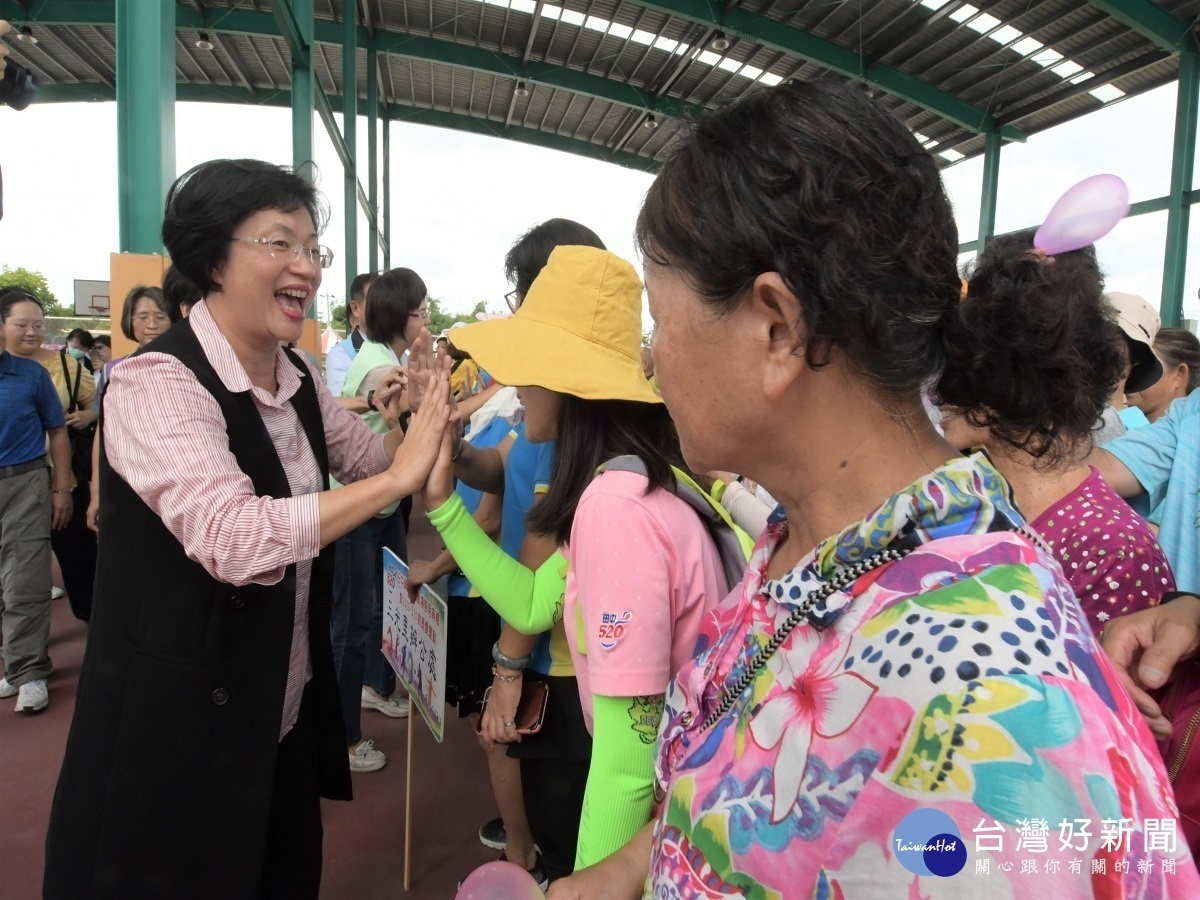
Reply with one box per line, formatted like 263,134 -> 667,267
132,313 -> 171,326
504,289 -> 521,313
410,305 -> 431,321
231,234 -> 334,269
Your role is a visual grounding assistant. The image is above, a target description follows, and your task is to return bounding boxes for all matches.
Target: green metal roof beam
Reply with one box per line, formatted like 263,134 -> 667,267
313,83 -> 379,240
34,81 -> 660,175
627,0 -> 1025,141
2,1 -> 704,123
1085,1 -> 1196,53
346,30 -> 702,120
269,0 -> 310,67
385,105 -> 660,173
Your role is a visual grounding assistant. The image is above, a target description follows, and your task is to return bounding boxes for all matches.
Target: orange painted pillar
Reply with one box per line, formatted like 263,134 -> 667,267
109,252 -> 171,359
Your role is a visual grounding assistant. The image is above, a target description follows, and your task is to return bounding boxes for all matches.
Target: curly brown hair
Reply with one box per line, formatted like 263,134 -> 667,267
936,230 -> 1123,463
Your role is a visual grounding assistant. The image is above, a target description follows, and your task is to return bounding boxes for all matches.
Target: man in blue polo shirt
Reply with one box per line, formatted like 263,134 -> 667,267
0,287 -> 73,714
325,272 -> 374,397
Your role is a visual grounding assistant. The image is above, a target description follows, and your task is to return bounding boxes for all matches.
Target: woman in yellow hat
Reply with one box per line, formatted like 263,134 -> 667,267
420,245 -> 733,875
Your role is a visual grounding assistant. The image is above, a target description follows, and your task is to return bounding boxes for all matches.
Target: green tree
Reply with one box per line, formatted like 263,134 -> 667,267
428,297 -> 493,335
0,265 -> 71,316
330,304 -> 348,331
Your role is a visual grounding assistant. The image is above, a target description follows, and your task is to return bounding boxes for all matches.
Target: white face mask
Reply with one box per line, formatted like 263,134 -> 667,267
66,346 -> 88,361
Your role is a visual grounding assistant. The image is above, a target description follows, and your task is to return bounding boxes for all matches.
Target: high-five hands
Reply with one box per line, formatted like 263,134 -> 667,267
387,372 -> 452,497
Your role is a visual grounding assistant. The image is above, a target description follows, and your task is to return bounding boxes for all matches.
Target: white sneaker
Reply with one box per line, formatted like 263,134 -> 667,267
349,739 -> 387,773
50,586 -> 65,600
361,688 -> 409,719
0,677 -> 16,699
15,679 -> 48,713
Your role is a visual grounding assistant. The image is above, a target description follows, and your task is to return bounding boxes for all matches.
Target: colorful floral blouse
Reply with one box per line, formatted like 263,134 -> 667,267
1031,466 -> 1174,638
648,454 -> 1198,898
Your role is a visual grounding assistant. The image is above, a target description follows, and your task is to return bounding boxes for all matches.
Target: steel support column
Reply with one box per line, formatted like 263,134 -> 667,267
978,131 -> 1002,251
115,0 -> 174,253
343,6 -> 358,297
383,116 -> 391,270
367,43 -> 379,272
1162,51 -> 1199,326
285,0 -> 314,170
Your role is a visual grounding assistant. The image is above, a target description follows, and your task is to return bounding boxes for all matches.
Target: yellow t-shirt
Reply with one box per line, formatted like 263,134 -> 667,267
450,358 -> 481,397
38,352 -> 95,489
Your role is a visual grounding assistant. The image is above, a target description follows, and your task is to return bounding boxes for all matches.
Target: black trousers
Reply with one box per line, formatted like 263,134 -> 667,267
508,674 -> 593,882
521,755 -> 590,881
260,686 -> 325,900
50,480 -> 96,622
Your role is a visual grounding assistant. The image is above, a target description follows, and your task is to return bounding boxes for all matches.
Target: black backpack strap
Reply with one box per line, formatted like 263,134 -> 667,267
59,350 -> 82,413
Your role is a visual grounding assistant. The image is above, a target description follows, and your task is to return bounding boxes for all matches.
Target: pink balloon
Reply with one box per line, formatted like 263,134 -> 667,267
1033,174 -> 1129,254
455,861 -> 545,900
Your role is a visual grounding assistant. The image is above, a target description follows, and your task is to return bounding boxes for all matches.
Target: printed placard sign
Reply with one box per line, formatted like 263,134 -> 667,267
382,548 -> 447,743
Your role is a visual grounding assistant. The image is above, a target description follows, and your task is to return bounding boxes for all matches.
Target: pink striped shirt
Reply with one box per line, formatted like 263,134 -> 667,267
104,301 -> 390,739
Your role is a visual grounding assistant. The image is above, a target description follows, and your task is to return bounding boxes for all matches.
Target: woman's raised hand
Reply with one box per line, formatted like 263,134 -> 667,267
406,328 -> 436,413
408,327 -> 456,412
420,425 -> 457,513
387,372 -> 451,497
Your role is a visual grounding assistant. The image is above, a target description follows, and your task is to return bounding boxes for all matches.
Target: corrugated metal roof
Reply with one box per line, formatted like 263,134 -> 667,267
4,0 -> 1197,171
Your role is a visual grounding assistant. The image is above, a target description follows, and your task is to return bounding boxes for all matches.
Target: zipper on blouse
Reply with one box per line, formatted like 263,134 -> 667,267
1168,707 -> 1200,783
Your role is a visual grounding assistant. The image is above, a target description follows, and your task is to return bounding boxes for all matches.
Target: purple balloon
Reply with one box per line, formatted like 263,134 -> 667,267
455,861 -> 545,900
1033,173 -> 1129,255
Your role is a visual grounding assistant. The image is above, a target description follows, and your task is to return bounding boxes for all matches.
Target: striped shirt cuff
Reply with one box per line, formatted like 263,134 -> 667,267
290,492 -> 322,561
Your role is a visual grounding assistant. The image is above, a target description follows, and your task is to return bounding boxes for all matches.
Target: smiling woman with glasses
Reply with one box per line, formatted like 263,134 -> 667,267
45,159 -> 453,900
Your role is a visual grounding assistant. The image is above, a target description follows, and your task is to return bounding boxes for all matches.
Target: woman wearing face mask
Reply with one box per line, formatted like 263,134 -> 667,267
65,328 -> 96,373
0,288 -> 97,626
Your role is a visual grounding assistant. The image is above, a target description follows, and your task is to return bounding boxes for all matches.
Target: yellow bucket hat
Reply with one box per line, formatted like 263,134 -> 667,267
449,246 -> 661,405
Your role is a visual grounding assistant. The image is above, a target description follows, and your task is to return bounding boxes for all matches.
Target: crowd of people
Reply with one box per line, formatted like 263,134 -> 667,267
5,78 -> 1200,897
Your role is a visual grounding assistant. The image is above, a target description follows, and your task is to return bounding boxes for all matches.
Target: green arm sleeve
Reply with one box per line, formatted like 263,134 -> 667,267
427,493 -> 567,634
574,693 -> 664,869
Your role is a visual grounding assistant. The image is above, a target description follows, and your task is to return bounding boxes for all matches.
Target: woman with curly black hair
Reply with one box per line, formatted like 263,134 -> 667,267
938,232 -> 1175,638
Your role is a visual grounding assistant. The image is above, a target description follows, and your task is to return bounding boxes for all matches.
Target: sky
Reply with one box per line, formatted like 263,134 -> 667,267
2,80 -> 1198,325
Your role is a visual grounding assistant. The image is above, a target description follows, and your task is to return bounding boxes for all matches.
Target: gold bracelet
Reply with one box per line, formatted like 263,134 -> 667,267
52,488 -> 72,495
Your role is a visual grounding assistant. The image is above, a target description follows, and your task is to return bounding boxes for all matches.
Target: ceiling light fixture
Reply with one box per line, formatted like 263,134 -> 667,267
709,31 -> 730,52
514,81 -> 530,97
195,32 -> 215,51
644,114 -> 658,130
16,26 -> 38,45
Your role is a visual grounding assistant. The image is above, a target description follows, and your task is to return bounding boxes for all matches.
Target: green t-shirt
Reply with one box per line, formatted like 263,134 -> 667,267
336,339 -> 400,515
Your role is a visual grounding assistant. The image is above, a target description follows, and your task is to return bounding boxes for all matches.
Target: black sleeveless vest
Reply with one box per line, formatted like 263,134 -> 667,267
45,319 -> 351,900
